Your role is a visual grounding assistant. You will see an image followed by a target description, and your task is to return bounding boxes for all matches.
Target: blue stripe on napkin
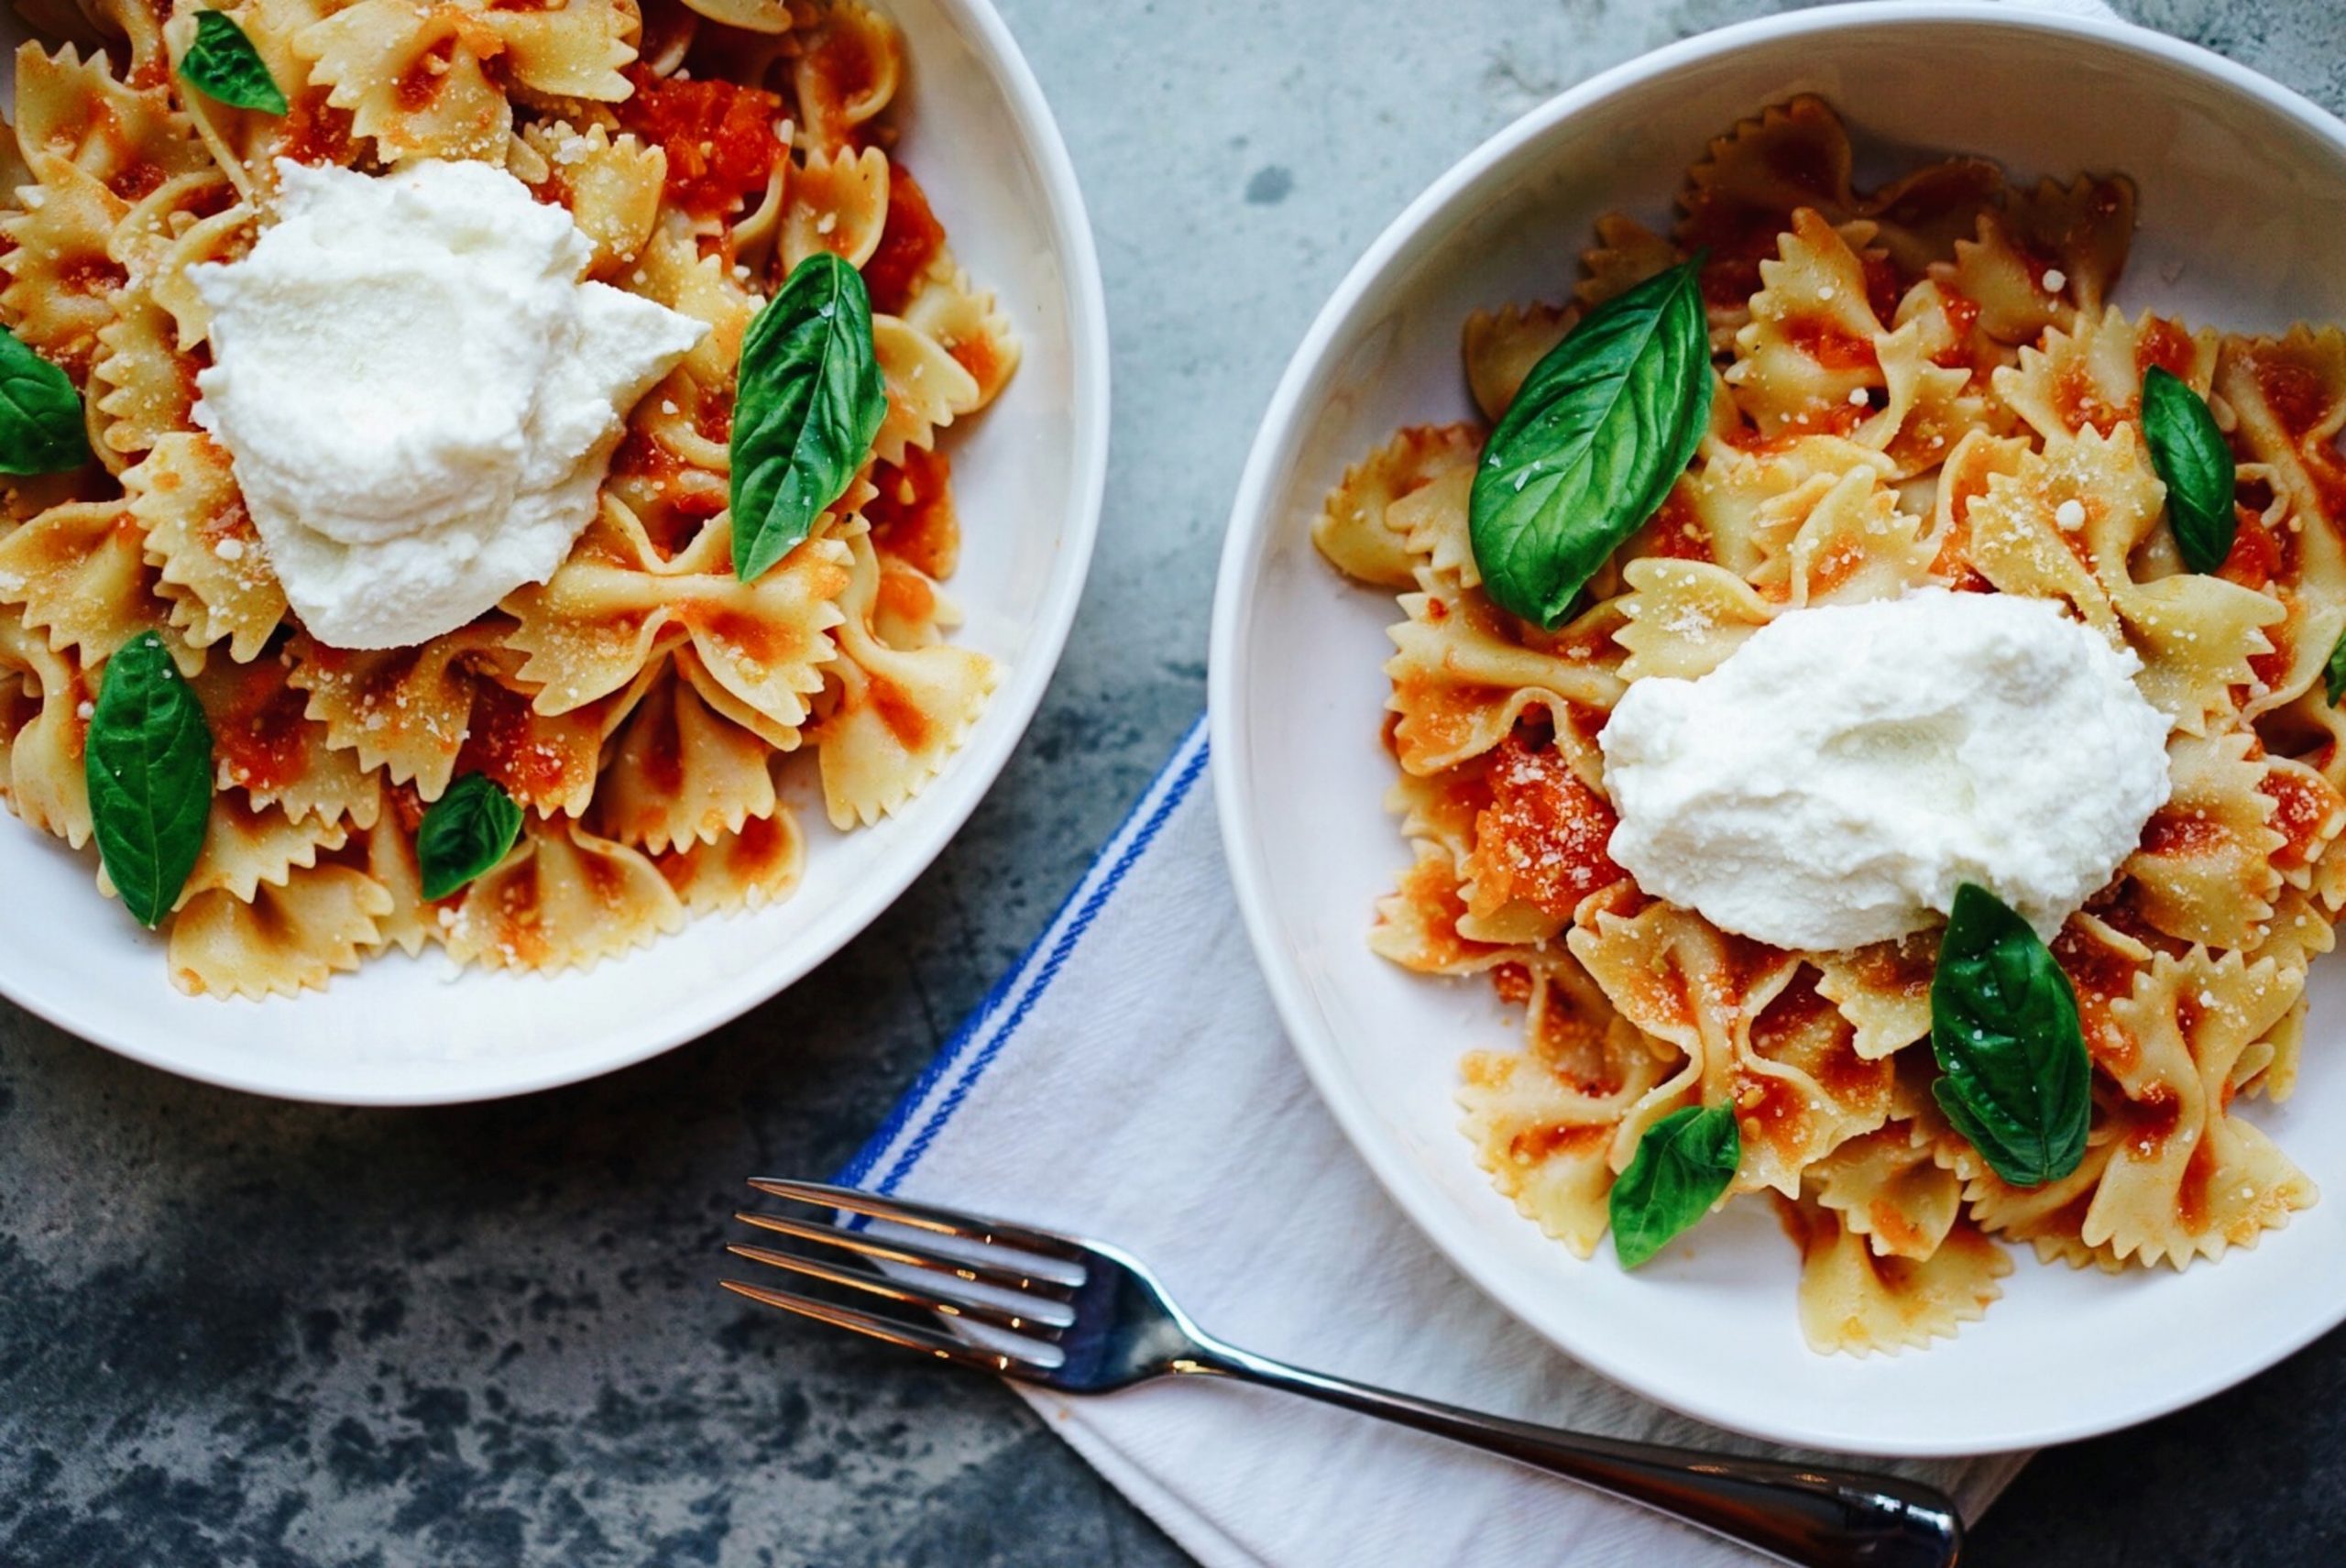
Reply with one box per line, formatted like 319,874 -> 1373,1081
834,715 -> 1212,1190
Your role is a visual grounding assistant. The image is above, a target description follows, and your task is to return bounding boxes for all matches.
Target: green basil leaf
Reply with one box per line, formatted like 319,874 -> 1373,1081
85,631 -> 213,928
1470,256 -> 1713,629
1929,883 -> 2090,1188
2141,365 -> 2235,574
1609,1103 -> 1739,1268
729,250 -> 886,581
178,11 -> 288,115
2328,624 -> 2346,707
417,773 -> 523,900
0,326 -> 89,476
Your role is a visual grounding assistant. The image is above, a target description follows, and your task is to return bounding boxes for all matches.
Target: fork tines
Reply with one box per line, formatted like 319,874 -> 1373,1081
721,1179 -> 1081,1375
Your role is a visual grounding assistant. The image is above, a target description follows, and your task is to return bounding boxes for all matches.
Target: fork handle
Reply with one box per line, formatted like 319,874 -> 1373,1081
1182,1341 -> 1961,1568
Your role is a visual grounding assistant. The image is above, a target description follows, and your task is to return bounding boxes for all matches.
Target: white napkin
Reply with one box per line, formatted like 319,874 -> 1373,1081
838,719 -> 2030,1567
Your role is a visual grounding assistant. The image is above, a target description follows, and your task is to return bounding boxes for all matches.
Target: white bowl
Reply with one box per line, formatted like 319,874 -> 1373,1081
0,0 -> 1109,1104
1211,1 -> 2346,1455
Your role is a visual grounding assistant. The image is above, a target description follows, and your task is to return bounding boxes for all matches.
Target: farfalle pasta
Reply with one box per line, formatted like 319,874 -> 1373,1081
1319,97 -> 2346,1354
0,0 -> 1016,998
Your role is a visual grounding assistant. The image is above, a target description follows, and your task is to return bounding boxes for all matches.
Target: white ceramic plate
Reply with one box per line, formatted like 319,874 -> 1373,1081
0,0 -> 1109,1104
1211,2 -> 2346,1455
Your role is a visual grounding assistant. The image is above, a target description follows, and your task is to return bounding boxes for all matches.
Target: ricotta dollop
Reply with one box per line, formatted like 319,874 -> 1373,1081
1598,589 -> 2172,950
192,159 -> 707,649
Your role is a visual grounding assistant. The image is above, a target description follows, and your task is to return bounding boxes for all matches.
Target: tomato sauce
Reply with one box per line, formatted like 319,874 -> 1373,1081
456,679 -> 578,809
616,64 -> 784,219
865,446 -> 957,577
860,166 -> 945,316
2220,505 -> 2285,592
207,663 -> 311,795
2261,766 -> 2338,871
1469,731 -> 1624,921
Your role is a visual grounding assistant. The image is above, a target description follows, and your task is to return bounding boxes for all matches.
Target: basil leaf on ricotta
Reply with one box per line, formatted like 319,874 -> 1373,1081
1930,883 -> 2090,1189
730,251 -> 887,582
1609,1103 -> 1739,1268
0,326 -> 88,476
417,773 -> 523,901
2329,625 -> 2346,707
2141,366 -> 2235,574
179,11 -> 289,116
85,632 -> 213,929
1469,255 -> 1712,629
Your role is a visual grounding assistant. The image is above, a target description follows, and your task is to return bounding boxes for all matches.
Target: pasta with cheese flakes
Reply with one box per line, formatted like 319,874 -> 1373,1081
0,0 -> 1015,995
1320,97 -> 2346,1354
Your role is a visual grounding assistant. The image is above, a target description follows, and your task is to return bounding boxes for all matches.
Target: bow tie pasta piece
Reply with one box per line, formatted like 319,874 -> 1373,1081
440,817 -> 684,974
286,621 -> 628,816
14,41 -> 213,198
92,282 -> 195,473
2003,173 -> 2137,316
1459,957 -> 1678,1259
1745,462 -> 1939,609
871,313 -> 981,469
1383,587 -> 1625,778
1858,158 -> 2005,281
1566,881 -> 1803,1138
292,0 -> 635,166
126,433 -> 288,663
0,615 -> 93,847
652,805 -> 805,917
1613,557 -> 1775,684
1676,95 -> 1858,343
1311,422 -> 1481,593
2085,948 -> 2314,1268
169,861 -> 393,999
779,143 -> 890,273
501,495 -> 852,742
1782,1192 -> 2012,1356
596,663 -> 778,855
2261,755 -> 2346,894
1995,304 -> 2218,444
518,121 -> 666,281
1807,1120 -> 1967,1263
1578,214 -> 1680,315
1810,932 -> 1939,1062
0,499 -> 190,672
1734,967 -> 1896,1201
899,259 -> 1020,413
791,1 -> 899,156
812,530 -> 998,829
2121,726 -> 2286,952
1728,210 -> 1895,435
1966,425 -> 2285,736
2232,887 -> 2338,1104
1463,302 -> 1577,426
0,159 -> 128,377
189,647 -> 380,829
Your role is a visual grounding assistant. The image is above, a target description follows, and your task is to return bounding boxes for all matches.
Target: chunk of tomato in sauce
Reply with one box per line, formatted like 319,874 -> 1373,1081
860,166 -> 945,316
1471,729 -> 1626,922
615,64 -> 784,219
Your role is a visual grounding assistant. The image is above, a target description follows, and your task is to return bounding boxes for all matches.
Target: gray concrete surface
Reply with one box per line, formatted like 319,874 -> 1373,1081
6,0 -> 2346,1563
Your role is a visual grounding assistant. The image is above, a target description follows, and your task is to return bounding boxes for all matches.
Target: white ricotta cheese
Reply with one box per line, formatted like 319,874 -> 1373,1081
1598,589 -> 2172,950
192,159 -> 707,649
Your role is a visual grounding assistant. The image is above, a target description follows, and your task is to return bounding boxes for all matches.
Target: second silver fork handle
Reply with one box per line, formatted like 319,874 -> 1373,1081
1178,1340 -> 1962,1568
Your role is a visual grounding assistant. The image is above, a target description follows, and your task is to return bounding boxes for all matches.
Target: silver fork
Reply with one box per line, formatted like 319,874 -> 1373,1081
722,1178 -> 1962,1568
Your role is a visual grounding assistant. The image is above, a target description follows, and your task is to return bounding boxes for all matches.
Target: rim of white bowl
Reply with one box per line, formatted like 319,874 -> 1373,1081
3,0 -> 1111,1107
1209,0 -> 2346,1454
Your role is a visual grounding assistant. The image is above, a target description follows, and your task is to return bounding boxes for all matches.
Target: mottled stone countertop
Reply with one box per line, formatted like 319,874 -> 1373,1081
8,1 -> 2346,1563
